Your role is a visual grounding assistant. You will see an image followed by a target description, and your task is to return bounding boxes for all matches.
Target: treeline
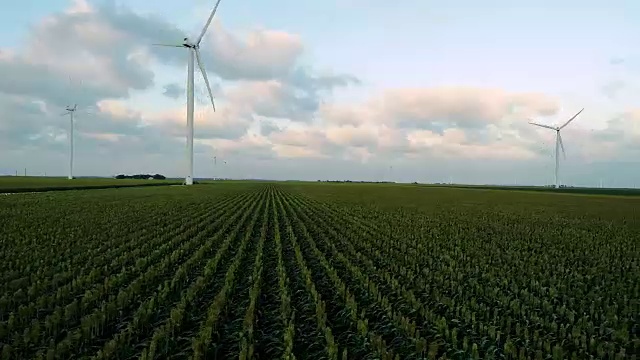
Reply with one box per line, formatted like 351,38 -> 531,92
317,180 -> 397,184
115,174 -> 166,180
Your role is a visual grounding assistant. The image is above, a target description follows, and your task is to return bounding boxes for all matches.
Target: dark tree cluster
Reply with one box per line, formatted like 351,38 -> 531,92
115,174 -> 166,180
317,180 -> 396,184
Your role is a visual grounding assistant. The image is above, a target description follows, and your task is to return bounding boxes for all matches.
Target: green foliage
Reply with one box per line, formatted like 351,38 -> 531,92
0,182 -> 637,359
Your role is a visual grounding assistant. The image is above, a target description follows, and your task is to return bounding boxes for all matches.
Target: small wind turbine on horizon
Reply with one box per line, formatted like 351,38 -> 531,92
61,104 -> 78,179
59,101 -> 94,180
152,0 -> 221,185
60,76 -> 95,180
213,154 -> 218,180
529,108 -> 584,189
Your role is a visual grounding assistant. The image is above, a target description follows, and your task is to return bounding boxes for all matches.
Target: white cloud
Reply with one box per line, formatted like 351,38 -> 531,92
1,1 -> 639,185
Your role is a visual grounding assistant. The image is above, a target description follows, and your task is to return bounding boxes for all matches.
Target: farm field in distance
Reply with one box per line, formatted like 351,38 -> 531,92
0,182 -> 637,359
0,176 -> 180,192
417,183 -> 640,197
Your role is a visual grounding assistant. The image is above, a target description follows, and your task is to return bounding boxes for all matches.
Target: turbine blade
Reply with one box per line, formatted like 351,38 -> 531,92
195,48 -> 216,112
528,121 -> 556,130
559,108 -> 584,129
197,0 -> 223,45
151,43 -> 183,47
60,112 -> 70,116
558,132 -> 566,159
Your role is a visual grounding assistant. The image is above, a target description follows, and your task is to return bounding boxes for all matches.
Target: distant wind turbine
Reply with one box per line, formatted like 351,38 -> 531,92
61,104 -> 77,180
529,108 -> 584,189
213,154 -> 217,180
152,0 -> 221,185
59,102 -> 94,180
60,76 -> 94,180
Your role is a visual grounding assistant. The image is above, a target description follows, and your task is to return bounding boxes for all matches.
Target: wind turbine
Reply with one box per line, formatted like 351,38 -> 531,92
213,154 -> 217,180
529,108 -> 584,188
61,104 -> 78,180
152,0 -> 221,185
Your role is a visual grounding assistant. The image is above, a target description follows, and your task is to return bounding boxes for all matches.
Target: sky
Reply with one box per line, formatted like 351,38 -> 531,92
1,0 -> 639,186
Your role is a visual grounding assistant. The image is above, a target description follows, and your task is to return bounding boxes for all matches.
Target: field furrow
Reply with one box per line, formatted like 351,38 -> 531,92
285,192 -> 432,358
285,186 -> 638,359
274,190 -> 342,360
19,189 -> 259,359
278,189 -> 393,360
202,189 -> 269,359
251,187 -> 286,359
96,189 -> 265,359
0,186 -> 245,290
0,182 -> 636,360
0,190 -> 252,332
189,188 -> 269,360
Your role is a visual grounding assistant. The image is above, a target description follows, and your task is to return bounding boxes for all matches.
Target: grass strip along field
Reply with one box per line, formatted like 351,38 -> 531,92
420,184 -> 640,197
0,183 -> 637,359
0,177 -> 180,193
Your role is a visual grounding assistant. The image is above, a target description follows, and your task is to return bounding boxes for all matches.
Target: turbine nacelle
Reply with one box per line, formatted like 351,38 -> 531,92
182,38 -> 196,48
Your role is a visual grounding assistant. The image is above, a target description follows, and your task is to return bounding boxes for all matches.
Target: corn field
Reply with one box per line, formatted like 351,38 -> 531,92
0,183 -> 637,359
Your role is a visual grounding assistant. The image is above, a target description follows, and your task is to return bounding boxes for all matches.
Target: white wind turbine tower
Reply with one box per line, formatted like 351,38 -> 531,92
529,108 -> 584,189
60,76 -> 92,180
61,105 -> 78,179
213,153 -> 218,179
152,0 -> 221,185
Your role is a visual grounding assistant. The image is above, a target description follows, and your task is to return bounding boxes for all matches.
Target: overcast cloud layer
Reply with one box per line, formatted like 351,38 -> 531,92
1,0 -> 639,187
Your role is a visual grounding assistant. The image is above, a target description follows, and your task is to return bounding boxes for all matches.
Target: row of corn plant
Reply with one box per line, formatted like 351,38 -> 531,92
97,190 -> 264,359
0,190 -> 249,347
272,189 -> 296,360
26,191 -> 261,360
277,189 -> 397,360
237,189 -> 271,359
286,192 -> 436,359
190,188 -> 271,359
284,185 -> 637,359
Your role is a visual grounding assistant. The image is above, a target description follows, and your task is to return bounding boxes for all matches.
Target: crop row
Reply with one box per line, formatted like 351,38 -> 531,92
0,183 -> 636,359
